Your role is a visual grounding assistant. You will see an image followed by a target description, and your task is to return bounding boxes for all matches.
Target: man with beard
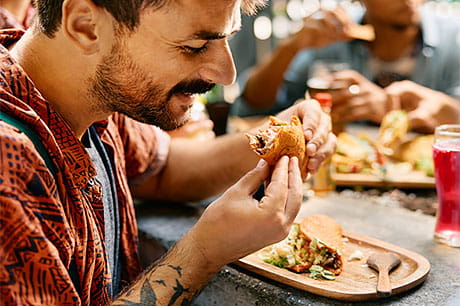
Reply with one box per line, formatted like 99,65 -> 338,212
0,0 -> 336,305
236,0 -> 460,133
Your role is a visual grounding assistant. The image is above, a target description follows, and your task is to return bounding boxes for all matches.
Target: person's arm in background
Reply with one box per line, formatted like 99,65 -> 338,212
242,8 -> 356,109
385,80 -> 460,133
167,119 -> 215,140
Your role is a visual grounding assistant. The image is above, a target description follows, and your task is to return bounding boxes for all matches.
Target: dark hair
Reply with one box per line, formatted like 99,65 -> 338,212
33,0 -> 266,37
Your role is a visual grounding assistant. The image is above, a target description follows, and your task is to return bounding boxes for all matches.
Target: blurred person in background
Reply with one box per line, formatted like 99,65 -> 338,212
235,0 -> 460,133
0,0 -> 33,30
0,0 -> 336,304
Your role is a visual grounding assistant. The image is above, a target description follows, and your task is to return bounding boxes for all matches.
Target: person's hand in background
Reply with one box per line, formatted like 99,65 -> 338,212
243,7 -> 364,110
291,7 -> 359,51
329,70 -> 393,124
385,80 -> 460,133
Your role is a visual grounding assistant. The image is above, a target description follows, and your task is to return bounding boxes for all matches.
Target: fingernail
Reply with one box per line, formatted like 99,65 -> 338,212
307,143 -> 317,155
304,129 -> 313,140
257,159 -> 267,168
308,158 -> 319,172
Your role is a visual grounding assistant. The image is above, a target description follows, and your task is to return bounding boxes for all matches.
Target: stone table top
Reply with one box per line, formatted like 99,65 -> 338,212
136,194 -> 460,305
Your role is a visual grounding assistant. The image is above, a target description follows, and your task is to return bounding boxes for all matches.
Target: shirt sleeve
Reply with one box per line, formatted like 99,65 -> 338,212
113,114 -> 171,186
0,195 -> 82,305
0,126 -> 81,304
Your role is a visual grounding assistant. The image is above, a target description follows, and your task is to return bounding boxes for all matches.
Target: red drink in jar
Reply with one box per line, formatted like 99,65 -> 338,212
432,125 -> 460,247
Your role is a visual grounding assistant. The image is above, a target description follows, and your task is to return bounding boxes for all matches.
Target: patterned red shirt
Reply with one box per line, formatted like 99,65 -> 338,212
0,30 -> 170,305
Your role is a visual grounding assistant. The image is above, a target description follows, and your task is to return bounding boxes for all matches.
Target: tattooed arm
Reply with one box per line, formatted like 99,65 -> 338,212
113,234 -> 219,306
114,156 -> 303,305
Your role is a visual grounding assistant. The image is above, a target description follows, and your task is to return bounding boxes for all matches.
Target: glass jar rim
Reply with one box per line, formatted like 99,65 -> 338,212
435,124 -> 460,137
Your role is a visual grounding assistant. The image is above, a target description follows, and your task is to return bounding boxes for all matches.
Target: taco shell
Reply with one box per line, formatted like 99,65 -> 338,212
247,116 -> 306,166
300,214 -> 344,275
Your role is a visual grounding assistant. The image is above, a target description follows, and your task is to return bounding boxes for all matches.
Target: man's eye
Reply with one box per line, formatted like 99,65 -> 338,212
180,43 -> 209,55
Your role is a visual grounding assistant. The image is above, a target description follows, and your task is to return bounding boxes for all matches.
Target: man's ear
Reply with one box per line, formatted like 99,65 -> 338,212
61,0 -> 108,55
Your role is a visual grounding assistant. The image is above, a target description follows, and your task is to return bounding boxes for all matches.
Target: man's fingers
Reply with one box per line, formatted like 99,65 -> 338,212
306,111 -> 332,157
307,132 -> 337,174
285,157 -> 303,224
298,99 -> 322,141
234,159 -> 270,195
261,156 -> 290,209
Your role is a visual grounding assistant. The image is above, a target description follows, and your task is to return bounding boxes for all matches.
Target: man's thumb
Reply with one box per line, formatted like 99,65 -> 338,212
235,159 -> 271,195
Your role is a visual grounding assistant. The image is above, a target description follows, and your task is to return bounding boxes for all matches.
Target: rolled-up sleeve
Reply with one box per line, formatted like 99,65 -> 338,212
113,114 -> 171,186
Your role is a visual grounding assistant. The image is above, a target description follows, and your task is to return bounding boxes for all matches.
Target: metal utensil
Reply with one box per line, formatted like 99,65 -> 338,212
367,252 -> 401,296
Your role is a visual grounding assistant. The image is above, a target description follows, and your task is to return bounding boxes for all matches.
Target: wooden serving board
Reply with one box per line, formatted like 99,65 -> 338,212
332,171 -> 435,189
235,231 -> 430,302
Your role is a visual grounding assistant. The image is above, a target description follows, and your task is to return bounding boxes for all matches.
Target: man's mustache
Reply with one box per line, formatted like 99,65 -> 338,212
169,79 -> 216,97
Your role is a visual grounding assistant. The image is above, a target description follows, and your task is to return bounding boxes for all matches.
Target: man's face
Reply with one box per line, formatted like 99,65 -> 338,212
362,0 -> 425,28
88,0 -> 240,130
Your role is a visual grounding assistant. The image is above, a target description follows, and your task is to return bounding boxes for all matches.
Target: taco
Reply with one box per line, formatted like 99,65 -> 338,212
247,116 -> 306,166
299,214 -> 344,275
261,214 -> 344,278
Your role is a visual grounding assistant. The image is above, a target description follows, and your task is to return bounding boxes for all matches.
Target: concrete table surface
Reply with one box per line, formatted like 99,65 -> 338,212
136,194 -> 460,306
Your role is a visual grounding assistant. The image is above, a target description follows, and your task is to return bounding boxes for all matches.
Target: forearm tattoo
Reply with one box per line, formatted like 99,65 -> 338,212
113,264 -> 199,306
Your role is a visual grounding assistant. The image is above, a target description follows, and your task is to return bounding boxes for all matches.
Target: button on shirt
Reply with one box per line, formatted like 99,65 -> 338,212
0,30 -> 171,305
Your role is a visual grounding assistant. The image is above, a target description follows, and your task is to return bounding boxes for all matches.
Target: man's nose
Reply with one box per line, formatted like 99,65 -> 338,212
198,41 -> 236,86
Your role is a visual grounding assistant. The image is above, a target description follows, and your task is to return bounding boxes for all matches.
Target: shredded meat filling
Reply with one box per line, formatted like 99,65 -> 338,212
255,127 -> 279,155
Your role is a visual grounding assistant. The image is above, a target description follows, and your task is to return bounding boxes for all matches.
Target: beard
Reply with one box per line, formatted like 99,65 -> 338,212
87,38 -> 215,131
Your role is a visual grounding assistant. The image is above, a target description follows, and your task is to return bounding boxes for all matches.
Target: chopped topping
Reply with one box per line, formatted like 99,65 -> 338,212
348,250 -> 364,261
308,265 -> 336,280
261,225 -> 341,279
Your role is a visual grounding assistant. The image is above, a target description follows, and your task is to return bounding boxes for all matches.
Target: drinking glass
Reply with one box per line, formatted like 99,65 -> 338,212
306,60 -> 350,135
432,124 -> 460,247
306,60 -> 350,98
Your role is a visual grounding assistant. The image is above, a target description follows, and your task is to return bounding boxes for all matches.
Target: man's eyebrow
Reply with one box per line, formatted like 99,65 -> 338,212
189,27 -> 241,40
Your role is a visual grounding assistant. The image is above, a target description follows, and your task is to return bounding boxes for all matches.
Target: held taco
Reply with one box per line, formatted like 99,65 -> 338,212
246,116 -> 306,166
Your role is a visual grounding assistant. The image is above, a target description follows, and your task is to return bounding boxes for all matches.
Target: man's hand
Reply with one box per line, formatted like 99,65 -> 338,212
385,80 -> 460,133
275,99 -> 337,175
329,70 -> 392,124
291,7 -> 357,51
188,156 -> 303,267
